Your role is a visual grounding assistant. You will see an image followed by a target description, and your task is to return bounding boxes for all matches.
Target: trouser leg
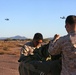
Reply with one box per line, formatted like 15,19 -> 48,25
30,61 -> 51,75
49,60 -> 62,75
30,60 -> 61,75
18,60 -> 61,75
19,62 -> 30,75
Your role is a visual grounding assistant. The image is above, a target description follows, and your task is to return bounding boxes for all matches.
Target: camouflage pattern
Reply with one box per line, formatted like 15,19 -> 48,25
18,41 -> 52,75
48,31 -> 76,75
20,41 -> 41,56
18,41 -> 51,62
18,41 -> 42,75
18,41 -> 41,62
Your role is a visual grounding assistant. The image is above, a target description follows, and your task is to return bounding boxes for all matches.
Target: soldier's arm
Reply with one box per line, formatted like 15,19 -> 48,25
18,45 -> 30,62
48,37 -> 62,55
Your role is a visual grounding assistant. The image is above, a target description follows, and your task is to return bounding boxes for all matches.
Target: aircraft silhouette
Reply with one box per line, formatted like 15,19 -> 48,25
60,16 -> 65,19
5,18 -> 9,21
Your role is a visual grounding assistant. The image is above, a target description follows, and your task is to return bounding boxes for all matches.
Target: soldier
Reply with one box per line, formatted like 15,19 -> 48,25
48,15 -> 76,75
18,33 -> 43,75
26,34 -> 61,75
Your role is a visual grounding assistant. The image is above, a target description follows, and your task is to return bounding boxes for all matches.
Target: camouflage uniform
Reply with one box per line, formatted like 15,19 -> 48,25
20,41 -> 41,56
18,41 -> 51,75
18,41 -> 42,62
48,31 -> 76,75
18,41 -> 42,75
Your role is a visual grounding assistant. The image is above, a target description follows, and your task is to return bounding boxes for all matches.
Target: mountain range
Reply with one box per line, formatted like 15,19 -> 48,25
0,35 -> 27,40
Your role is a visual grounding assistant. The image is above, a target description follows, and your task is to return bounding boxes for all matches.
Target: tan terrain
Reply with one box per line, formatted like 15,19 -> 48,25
0,54 -> 19,75
0,40 -> 27,75
0,40 -> 49,75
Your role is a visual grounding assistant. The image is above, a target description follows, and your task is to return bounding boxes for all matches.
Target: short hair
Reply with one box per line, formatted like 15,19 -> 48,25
33,33 -> 43,40
65,15 -> 76,25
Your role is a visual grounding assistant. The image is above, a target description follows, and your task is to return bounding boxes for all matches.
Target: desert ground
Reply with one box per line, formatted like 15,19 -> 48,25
0,39 -> 49,75
0,40 -> 27,75
0,54 -> 19,75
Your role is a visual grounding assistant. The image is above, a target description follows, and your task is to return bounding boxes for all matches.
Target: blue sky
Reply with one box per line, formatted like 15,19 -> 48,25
0,0 -> 76,38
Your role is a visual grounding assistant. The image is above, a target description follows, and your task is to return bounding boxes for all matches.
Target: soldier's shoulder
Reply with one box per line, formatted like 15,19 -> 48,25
24,41 -> 32,46
59,35 -> 69,42
60,34 -> 68,39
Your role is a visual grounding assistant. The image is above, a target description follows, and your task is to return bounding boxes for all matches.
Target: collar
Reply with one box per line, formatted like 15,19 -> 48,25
68,31 -> 76,35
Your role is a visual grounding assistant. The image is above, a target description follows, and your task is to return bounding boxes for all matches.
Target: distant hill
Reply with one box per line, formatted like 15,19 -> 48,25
0,35 -> 27,40
10,35 -> 27,39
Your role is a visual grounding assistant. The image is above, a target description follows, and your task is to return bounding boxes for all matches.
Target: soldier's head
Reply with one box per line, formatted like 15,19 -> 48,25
33,33 -> 43,47
65,15 -> 76,33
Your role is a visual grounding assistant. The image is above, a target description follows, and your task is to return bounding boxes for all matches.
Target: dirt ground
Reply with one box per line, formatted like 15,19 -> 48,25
0,40 -> 28,75
0,54 -> 19,75
0,40 -> 49,75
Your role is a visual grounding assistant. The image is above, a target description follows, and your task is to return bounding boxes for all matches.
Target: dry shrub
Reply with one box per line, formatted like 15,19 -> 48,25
3,46 -> 9,51
0,40 -> 27,55
0,51 -> 5,55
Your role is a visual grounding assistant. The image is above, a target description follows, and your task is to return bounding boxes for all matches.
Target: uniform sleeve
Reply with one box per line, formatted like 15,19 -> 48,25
48,38 -> 62,55
18,45 -> 29,62
20,45 -> 30,56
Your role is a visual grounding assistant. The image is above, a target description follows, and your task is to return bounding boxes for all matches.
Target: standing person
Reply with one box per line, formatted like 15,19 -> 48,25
48,15 -> 76,75
18,33 -> 43,75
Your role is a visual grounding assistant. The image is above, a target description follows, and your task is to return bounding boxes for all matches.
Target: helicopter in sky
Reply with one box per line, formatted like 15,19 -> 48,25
60,16 -> 65,19
5,18 -> 9,21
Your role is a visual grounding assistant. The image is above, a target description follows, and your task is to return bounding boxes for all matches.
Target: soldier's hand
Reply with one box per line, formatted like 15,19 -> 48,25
53,34 -> 60,41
